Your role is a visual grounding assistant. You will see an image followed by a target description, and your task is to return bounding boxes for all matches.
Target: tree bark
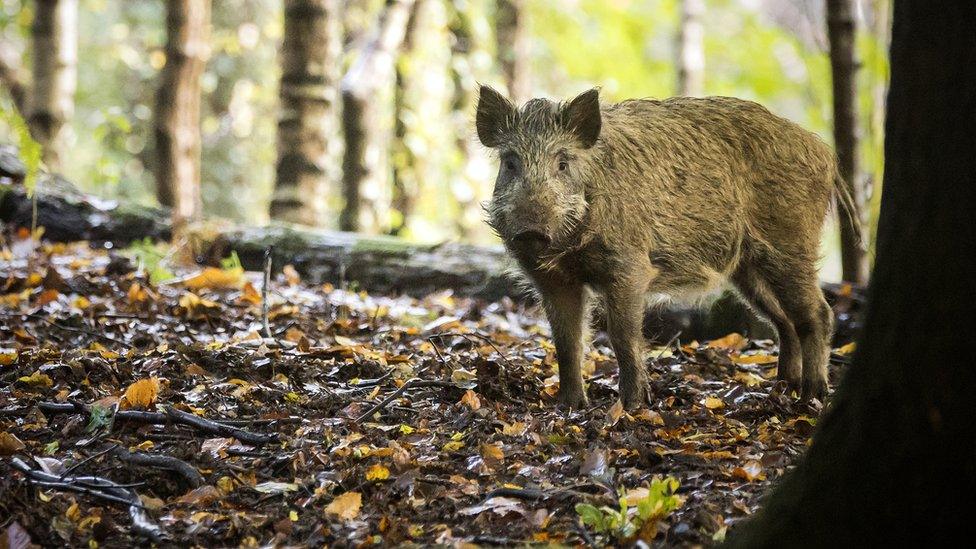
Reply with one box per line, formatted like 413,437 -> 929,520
448,0 -> 490,238
676,0 -> 705,96
154,0 -> 211,226
29,0 -> 78,172
728,2 -> 976,545
390,0 -> 424,236
339,0 -> 416,233
270,0 -> 342,227
495,0 -> 530,104
827,0 -> 868,284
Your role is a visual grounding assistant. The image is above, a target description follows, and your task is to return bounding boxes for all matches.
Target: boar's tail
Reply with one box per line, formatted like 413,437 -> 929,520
833,167 -> 864,246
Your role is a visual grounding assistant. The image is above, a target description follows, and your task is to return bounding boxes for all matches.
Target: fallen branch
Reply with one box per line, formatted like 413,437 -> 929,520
36,401 -> 280,445
11,457 -> 165,542
162,406 -> 279,446
355,379 -> 459,424
113,447 -> 205,488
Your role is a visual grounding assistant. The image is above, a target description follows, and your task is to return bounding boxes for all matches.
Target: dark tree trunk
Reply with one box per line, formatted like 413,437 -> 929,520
154,0 -> 210,226
270,0 -> 343,226
339,0 -> 416,232
495,0 -> 530,104
728,2 -> 976,545
676,0 -> 705,96
29,0 -> 78,172
827,0 -> 868,284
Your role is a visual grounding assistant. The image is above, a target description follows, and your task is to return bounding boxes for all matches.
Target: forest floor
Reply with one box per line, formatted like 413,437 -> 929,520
0,235 -> 855,547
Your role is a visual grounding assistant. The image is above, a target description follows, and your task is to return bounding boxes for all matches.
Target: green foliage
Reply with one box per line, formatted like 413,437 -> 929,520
123,238 -> 175,285
86,404 -> 113,433
0,100 -> 42,196
220,250 -> 243,272
576,476 -> 682,541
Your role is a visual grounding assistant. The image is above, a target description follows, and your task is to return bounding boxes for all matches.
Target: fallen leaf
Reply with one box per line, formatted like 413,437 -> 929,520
835,341 -> 857,355
178,485 -> 221,505
704,396 -> 725,410
181,266 -> 244,290
0,432 -> 26,455
325,492 -> 362,521
731,353 -> 778,365
120,378 -> 160,410
459,389 -> 481,410
17,371 -> 52,388
732,460 -> 765,482
0,349 -> 17,366
706,332 -> 748,351
366,464 -> 391,481
254,481 -> 299,494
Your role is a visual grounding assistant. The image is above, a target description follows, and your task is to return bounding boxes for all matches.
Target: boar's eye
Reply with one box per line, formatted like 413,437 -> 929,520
501,153 -> 519,173
558,160 -> 569,172
505,158 -> 517,172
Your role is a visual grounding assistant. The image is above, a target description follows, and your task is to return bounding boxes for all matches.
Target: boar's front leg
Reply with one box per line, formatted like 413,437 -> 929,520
605,276 -> 652,410
536,276 -> 589,409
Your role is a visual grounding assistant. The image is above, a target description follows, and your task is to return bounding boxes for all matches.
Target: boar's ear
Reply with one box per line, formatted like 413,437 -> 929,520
476,85 -> 516,148
561,88 -> 601,149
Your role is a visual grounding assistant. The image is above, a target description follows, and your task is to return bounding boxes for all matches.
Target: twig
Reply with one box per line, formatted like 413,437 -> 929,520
113,448 -> 204,487
163,406 -> 279,445
61,443 -> 120,479
11,457 -> 165,542
354,379 -> 458,424
653,330 -> 682,362
261,246 -> 272,339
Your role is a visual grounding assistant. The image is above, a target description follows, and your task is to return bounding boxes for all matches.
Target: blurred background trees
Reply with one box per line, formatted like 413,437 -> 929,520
0,0 -> 891,282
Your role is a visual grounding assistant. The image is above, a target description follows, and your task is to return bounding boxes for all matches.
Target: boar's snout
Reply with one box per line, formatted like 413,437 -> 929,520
509,227 -> 552,258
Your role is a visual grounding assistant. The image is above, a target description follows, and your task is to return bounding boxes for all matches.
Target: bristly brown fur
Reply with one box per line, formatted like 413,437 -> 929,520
477,86 -> 839,409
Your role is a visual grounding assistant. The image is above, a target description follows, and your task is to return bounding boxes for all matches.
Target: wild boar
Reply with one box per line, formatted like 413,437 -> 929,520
477,86 -> 855,410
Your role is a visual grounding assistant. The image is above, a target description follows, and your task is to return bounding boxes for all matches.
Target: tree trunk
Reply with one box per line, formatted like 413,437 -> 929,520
827,0 -> 868,284
269,0 -> 342,227
0,44 -> 28,117
676,0 -> 705,96
495,0 -> 530,104
389,0 -> 423,236
154,0 -> 210,227
339,0 -> 416,233
448,0 -> 490,238
728,2 -> 976,546
29,0 -> 78,172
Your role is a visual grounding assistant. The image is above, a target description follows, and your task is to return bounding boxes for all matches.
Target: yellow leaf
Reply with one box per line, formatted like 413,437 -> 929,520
120,378 -> 160,410
0,349 -> 17,366
731,353 -> 778,365
703,396 -> 725,410
72,295 -> 91,310
733,371 -> 767,387
324,491 -> 362,521
283,264 -> 301,286
17,371 -> 52,388
706,332 -> 748,351
127,283 -> 148,304
399,424 -> 415,435
835,342 -> 857,355
289,510 -> 299,521
238,281 -> 262,305
182,266 -> 244,290
366,464 -> 390,481
442,440 -> 464,452
217,476 -> 236,494
459,389 -> 481,411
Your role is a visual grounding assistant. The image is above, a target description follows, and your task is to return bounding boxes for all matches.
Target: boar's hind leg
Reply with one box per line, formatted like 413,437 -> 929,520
537,278 -> 589,409
758,260 -> 832,399
731,267 -> 802,389
605,280 -> 652,410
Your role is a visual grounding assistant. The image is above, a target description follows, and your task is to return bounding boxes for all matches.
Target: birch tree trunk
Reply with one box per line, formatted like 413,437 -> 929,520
827,0 -> 868,284
339,0 -> 416,233
495,0 -> 530,104
728,2 -> 976,545
676,0 -> 705,96
154,0 -> 211,226
270,0 -> 342,227
29,0 -> 78,172
390,0 -> 423,236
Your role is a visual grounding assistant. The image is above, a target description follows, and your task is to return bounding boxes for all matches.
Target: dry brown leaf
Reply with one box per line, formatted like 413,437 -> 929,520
181,266 -> 244,290
459,389 -> 481,411
0,432 -> 26,455
325,491 -> 362,521
706,332 -> 748,351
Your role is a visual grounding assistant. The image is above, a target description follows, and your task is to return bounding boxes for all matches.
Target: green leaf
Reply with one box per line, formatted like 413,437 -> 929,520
0,101 -> 42,196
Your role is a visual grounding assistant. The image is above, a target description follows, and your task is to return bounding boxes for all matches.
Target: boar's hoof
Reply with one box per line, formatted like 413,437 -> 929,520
619,382 -> 651,411
801,377 -> 828,401
556,387 -> 589,410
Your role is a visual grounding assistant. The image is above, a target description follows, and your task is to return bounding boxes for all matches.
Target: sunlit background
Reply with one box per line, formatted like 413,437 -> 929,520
0,0 -> 889,280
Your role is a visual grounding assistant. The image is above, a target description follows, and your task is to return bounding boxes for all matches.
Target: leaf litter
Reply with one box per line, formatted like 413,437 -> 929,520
0,239 -> 856,546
